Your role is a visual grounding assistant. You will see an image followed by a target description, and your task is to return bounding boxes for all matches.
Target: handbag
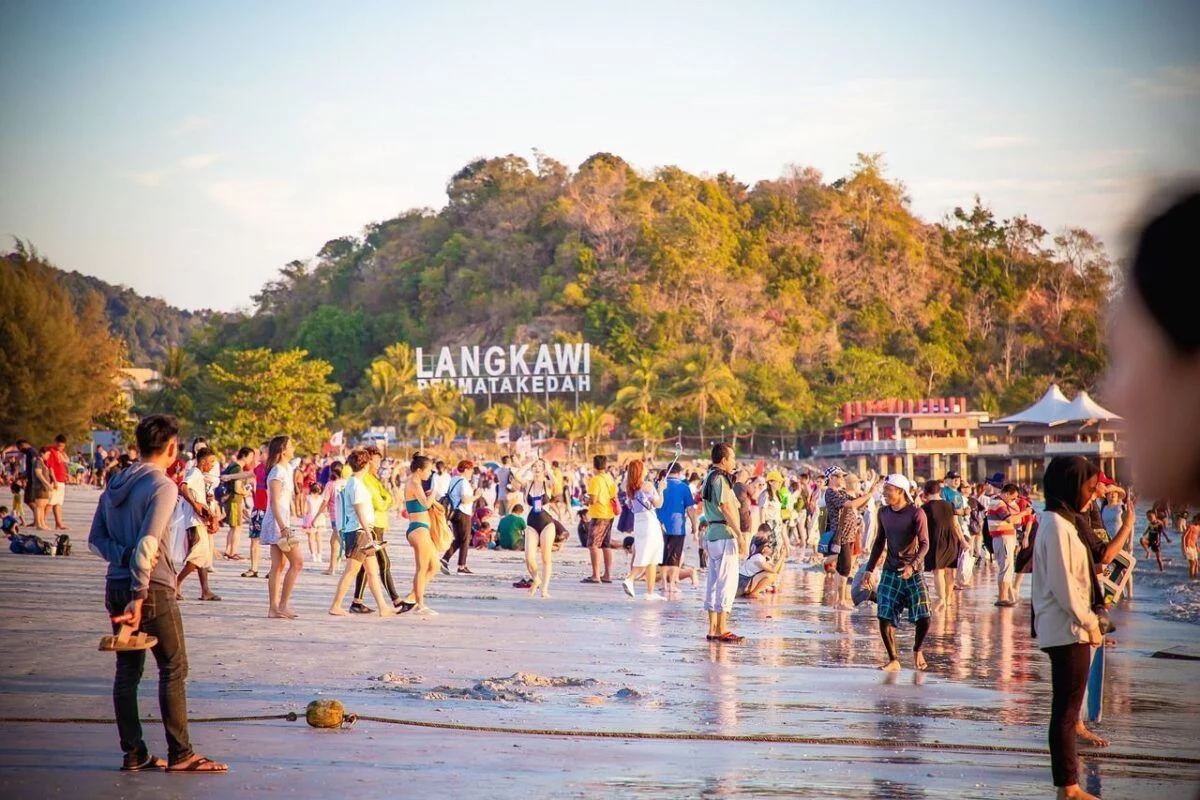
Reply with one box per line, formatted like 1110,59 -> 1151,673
616,498 -> 634,534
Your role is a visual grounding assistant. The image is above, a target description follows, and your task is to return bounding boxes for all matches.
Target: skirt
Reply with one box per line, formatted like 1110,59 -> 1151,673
632,512 -> 664,568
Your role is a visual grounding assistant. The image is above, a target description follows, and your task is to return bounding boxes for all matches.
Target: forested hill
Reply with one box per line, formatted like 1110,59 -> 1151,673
197,152 -> 1113,432
52,264 -> 215,365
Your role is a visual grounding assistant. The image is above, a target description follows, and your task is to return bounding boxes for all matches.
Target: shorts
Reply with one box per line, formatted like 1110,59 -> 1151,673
184,526 -> 213,570
737,571 -> 764,596
248,509 -> 264,540
49,484 -> 65,506
662,535 -> 686,567
587,518 -> 614,549
1147,539 -> 1161,553
225,499 -> 242,528
876,569 -> 930,625
1185,546 -> 1197,562
343,529 -> 373,562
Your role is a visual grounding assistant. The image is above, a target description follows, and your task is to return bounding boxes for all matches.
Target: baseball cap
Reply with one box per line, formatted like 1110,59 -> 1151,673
1097,472 -> 1116,486
986,472 -> 1005,488
884,473 -> 912,494
823,465 -> 845,479
944,471 -> 961,480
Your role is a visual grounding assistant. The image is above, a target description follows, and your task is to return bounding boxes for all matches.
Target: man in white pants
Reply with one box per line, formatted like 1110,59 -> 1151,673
987,482 -> 1031,607
701,444 -> 745,643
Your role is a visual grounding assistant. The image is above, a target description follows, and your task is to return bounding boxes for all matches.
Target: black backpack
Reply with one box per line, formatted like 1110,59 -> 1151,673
55,533 -> 71,556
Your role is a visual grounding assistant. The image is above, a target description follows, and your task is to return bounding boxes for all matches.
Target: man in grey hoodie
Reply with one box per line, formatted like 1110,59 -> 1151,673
87,415 -> 227,774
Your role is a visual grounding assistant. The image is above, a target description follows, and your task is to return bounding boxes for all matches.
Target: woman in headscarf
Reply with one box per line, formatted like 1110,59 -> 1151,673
1032,456 -> 1102,800
1106,190 -> 1200,505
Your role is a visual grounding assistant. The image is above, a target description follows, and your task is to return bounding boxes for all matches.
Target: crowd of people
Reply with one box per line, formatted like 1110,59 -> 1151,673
8,190 -> 1199,798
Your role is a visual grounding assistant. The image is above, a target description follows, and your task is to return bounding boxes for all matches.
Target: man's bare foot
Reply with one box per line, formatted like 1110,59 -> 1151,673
879,660 -> 901,672
268,609 -> 290,619
932,601 -> 946,615
914,652 -> 928,671
1057,784 -> 1099,800
279,607 -> 298,619
328,607 -> 348,616
528,580 -> 541,597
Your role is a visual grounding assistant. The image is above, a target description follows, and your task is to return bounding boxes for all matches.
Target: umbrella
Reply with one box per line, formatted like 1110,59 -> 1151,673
483,461 -> 501,470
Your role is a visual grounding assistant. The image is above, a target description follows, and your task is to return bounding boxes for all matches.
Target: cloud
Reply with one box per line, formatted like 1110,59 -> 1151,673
1129,65 -> 1200,98
972,135 -> 1030,149
179,153 -> 222,171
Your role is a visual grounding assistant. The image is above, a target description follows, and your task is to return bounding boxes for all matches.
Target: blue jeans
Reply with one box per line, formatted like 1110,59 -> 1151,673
105,583 -> 193,764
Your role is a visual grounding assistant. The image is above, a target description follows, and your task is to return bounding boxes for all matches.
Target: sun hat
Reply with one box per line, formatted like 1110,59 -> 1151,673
884,474 -> 913,495
766,470 -> 784,483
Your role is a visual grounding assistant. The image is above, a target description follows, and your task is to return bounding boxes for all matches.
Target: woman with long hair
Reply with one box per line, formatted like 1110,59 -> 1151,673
621,459 -> 665,600
1032,456 -> 1102,800
260,435 -> 302,619
397,455 -> 438,614
517,458 -> 558,598
321,460 -> 346,575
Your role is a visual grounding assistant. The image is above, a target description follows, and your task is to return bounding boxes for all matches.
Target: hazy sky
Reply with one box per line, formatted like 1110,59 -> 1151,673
1,0 -> 1197,311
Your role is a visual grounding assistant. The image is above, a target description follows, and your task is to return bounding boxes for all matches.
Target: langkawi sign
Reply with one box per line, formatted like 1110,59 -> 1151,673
415,343 -> 592,396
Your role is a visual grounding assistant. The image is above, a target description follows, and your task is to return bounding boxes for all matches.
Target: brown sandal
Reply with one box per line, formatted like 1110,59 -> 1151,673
99,624 -> 157,652
167,755 -> 228,773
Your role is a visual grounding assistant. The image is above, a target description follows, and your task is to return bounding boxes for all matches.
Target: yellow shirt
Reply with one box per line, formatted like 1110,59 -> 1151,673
587,473 -> 618,520
363,471 -> 392,519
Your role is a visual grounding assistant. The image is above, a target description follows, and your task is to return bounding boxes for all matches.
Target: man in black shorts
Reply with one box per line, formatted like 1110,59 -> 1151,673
657,463 -> 695,596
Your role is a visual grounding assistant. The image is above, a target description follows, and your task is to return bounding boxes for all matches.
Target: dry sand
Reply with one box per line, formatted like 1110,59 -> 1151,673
0,486 -> 1197,798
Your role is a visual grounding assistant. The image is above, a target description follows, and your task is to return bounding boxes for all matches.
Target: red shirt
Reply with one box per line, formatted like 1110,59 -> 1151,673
44,448 -> 69,483
253,463 -> 268,511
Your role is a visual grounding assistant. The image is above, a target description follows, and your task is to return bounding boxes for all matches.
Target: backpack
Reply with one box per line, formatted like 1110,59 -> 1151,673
439,478 -> 463,516
56,533 -> 71,556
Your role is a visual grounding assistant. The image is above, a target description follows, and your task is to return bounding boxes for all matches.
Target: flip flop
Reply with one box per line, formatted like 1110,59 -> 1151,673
121,753 -> 166,772
580,577 -> 600,584
716,632 -> 745,643
199,594 -> 222,601
99,625 -> 157,652
349,603 -> 374,614
166,755 -> 227,773
240,570 -> 258,578
600,577 -> 613,584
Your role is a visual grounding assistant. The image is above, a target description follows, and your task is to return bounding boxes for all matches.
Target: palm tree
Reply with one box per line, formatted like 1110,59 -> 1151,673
351,342 -> 419,433
514,396 -> 541,436
483,403 -> 516,446
406,383 -> 459,451
672,347 -> 737,446
628,409 -> 670,457
574,402 -> 609,460
143,346 -> 198,416
456,397 -> 482,453
614,352 -> 665,419
545,399 -> 572,439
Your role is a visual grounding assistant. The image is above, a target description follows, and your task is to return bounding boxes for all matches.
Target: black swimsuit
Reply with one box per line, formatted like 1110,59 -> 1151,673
526,482 -> 554,533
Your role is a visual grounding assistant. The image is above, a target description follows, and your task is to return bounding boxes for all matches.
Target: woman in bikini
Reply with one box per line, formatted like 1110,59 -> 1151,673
398,455 -> 438,614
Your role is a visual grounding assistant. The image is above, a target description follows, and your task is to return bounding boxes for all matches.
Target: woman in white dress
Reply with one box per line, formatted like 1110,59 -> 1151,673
621,459 -> 664,600
261,435 -> 302,619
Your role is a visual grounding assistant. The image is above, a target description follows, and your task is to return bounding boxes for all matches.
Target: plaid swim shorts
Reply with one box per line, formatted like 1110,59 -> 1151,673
876,568 -> 931,625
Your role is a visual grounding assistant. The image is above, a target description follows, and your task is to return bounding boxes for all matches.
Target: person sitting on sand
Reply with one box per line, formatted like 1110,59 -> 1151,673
863,474 -> 931,672
738,531 -> 783,598
497,504 -> 527,551
472,520 -> 494,549
328,449 -> 394,617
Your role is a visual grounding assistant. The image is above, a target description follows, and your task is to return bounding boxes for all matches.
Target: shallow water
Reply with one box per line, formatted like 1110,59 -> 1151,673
0,487 -> 1197,799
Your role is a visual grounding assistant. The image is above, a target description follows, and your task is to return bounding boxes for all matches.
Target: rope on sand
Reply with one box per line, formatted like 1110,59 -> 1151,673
2,713 -> 1199,767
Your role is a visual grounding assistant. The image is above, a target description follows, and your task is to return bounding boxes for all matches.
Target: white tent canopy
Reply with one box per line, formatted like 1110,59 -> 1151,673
1062,391 -> 1122,422
997,384 -> 1073,425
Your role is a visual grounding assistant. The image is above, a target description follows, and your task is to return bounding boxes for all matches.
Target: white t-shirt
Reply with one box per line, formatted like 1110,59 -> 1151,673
338,475 -> 374,531
432,471 -> 452,500
740,552 -> 770,577
260,462 -> 294,544
180,466 -> 209,530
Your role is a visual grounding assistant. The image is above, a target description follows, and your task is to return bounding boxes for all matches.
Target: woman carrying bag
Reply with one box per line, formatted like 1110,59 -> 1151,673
1032,456 -> 1103,800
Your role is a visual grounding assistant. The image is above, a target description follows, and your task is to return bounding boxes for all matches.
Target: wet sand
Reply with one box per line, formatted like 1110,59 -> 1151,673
1,487 -> 1198,798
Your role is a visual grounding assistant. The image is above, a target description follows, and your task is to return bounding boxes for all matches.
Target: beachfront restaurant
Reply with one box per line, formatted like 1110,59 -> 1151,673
809,398 -> 991,481
976,385 -> 1125,485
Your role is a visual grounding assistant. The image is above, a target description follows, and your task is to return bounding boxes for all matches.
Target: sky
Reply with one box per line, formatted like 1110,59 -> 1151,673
1,0 -> 1197,312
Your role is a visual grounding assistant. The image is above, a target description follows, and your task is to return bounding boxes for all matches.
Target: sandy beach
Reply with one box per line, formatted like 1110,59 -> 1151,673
1,486 -> 1198,799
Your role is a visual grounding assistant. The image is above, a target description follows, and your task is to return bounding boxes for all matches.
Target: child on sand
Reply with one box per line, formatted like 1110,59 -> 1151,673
1,505 -> 19,538
302,483 -> 326,565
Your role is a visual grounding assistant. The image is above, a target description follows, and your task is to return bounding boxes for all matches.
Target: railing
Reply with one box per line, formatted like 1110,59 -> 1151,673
1045,440 -> 1117,456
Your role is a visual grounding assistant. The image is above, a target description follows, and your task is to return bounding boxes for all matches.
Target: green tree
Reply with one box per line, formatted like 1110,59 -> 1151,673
349,343 -> 419,432
0,246 -> 125,443
573,402 -> 609,460
140,345 -> 199,419
206,348 -> 338,453
483,402 -> 515,440
672,348 -> 738,446
456,396 -> 482,452
514,396 -> 541,435
406,383 -> 459,450
293,305 -> 369,391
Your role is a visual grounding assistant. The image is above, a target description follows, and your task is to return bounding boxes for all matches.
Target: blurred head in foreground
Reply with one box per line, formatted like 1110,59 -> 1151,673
1106,188 -> 1200,503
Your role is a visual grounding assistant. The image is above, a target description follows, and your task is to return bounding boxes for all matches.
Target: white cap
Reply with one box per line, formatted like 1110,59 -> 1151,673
884,473 -> 912,494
